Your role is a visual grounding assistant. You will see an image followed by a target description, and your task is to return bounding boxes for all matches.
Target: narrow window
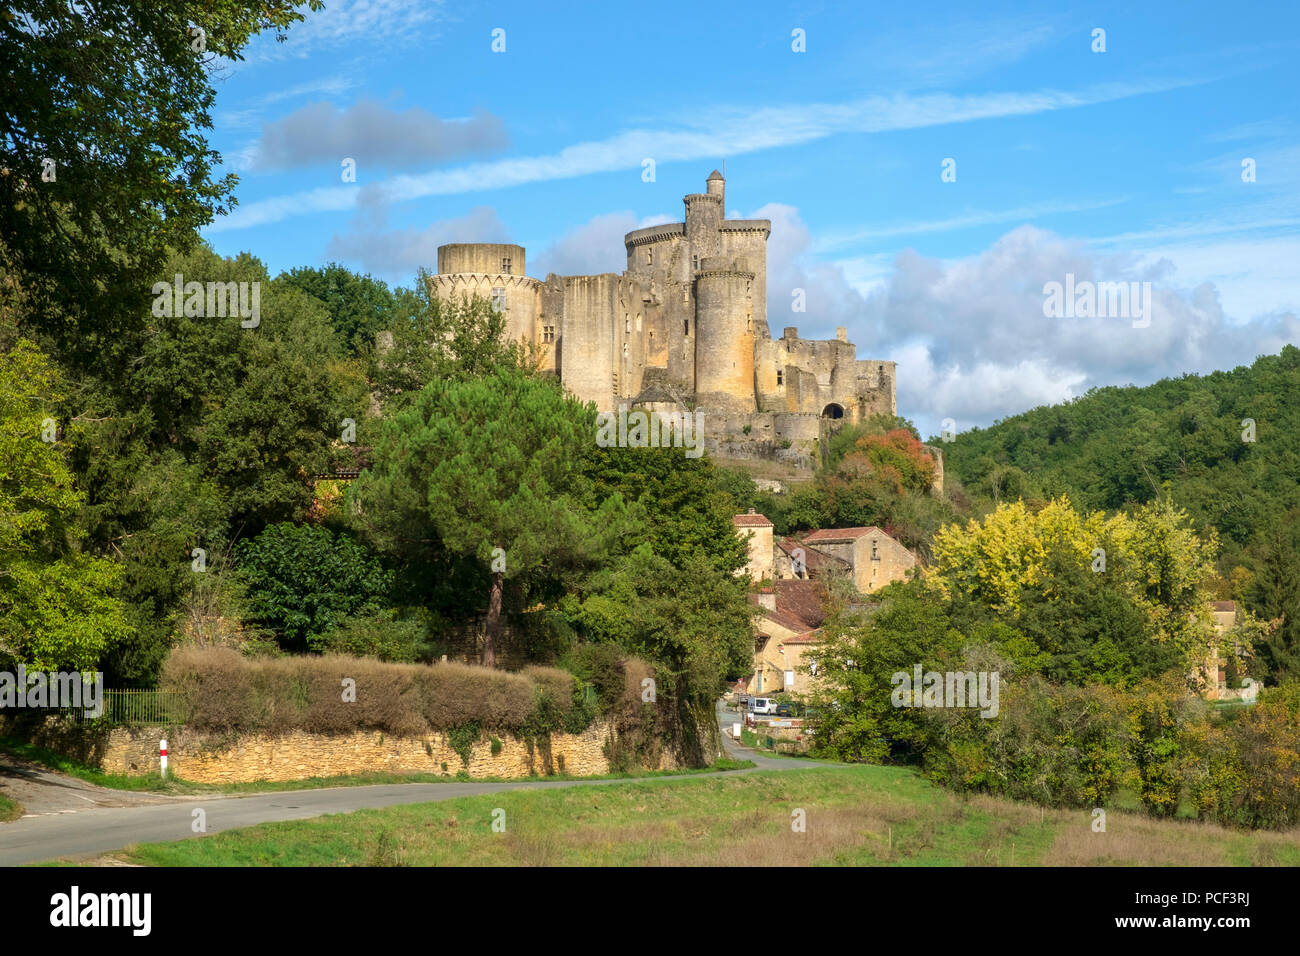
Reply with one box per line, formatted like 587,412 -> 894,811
501,257 -> 512,274
692,254 -> 699,270
491,287 -> 506,313
684,319 -> 690,335
647,250 -> 653,265
777,370 -> 783,386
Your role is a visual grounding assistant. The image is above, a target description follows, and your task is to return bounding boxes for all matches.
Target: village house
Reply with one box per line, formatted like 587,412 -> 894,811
732,511 -> 919,695
747,579 -> 828,696
1193,600 -> 1256,701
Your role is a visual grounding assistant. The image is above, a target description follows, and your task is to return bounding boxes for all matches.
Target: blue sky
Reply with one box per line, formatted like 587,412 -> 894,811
201,0 -> 1300,438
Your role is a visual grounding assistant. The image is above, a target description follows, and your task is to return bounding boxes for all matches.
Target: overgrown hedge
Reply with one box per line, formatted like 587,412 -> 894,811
917,677 -> 1300,831
160,647 -> 579,738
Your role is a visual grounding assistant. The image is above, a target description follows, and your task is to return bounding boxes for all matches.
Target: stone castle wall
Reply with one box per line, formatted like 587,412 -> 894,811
425,173 -> 899,471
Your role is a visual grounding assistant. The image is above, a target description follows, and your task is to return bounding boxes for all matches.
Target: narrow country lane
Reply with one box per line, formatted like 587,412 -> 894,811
0,703 -> 822,865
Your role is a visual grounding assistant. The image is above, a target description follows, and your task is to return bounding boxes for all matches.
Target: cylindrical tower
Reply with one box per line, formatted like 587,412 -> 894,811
706,169 -> 725,204
431,243 -> 536,347
437,243 -> 525,276
694,257 -> 756,412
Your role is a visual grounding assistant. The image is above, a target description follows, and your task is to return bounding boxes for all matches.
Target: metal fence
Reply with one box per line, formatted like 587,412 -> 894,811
53,689 -> 190,726
105,689 -> 189,725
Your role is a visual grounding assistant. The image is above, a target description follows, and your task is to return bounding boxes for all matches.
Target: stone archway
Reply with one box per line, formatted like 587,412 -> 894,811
821,402 -> 845,419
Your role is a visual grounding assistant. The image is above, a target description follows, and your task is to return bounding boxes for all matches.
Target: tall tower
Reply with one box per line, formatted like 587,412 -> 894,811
684,173 -> 724,260
694,256 -> 756,412
706,168 -> 725,204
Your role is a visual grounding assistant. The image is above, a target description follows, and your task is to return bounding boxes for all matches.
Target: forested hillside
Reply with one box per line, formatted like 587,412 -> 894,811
940,346 -> 1300,567
938,346 -> 1300,678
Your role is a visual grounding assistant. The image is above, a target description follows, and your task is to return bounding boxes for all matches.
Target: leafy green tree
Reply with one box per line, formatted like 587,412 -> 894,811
561,546 -> 754,761
0,340 -> 132,669
2,0 -> 320,360
581,442 -> 749,574
277,263 -> 395,354
1244,508 -> 1300,682
804,580 -> 965,762
236,523 -> 393,652
350,367 -> 631,666
371,275 -> 533,412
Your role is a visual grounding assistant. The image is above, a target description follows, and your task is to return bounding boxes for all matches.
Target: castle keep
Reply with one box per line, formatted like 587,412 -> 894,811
430,171 -> 897,467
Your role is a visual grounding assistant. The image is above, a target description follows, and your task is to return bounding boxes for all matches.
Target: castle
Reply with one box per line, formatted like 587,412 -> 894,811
429,171 -> 897,468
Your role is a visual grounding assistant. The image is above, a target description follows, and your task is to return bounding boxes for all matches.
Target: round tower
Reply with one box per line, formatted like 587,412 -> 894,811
706,168 -> 725,203
694,257 -> 756,412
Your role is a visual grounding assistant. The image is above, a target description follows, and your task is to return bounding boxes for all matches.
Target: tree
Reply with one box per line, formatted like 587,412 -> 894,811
0,339 -> 131,670
562,545 -> 754,753
580,440 -> 749,574
2,0 -> 321,360
804,580 -> 964,762
370,276 -> 533,412
1245,508 -> 1300,682
931,496 -> 1216,684
236,523 -> 393,652
350,367 -> 631,666
277,263 -> 395,354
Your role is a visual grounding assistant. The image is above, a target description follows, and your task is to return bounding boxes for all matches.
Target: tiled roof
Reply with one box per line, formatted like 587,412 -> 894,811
749,578 -> 829,635
750,597 -> 812,635
780,632 -> 821,645
733,513 -> 774,527
777,537 -> 849,571
802,526 -> 885,542
776,579 -> 828,629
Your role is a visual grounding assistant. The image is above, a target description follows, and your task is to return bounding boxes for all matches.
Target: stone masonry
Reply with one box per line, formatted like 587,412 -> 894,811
428,171 -> 898,470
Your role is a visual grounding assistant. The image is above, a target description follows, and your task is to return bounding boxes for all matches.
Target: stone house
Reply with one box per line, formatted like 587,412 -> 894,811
1194,600 -> 1256,701
746,579 -> 829,696
735,513 -> 917,594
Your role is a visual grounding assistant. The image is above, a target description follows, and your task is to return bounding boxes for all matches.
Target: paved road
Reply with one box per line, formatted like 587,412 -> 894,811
0,705 -> 820,866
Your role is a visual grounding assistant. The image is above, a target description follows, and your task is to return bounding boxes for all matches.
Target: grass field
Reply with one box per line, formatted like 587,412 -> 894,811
117,764 -> 1300,867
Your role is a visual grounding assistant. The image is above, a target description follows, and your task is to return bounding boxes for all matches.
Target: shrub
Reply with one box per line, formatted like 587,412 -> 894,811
1187,684 -> 1300,829
923,678 -> 1131,808
312,610 -> 432,662
162,647 -> 547,737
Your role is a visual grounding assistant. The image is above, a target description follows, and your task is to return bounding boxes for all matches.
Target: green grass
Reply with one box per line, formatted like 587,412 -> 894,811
112,763 -> 1300,867
0,792 -> 22,822
0,736 -> 753,796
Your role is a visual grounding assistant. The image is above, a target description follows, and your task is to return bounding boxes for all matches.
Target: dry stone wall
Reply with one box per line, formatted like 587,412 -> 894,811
91,719 -> 678,783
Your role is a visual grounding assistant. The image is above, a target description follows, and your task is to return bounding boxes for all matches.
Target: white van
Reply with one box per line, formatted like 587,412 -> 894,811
750,697 -> 779,715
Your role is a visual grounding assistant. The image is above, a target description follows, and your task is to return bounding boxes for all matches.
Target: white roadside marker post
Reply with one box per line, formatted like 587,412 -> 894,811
160,739 -> 168,780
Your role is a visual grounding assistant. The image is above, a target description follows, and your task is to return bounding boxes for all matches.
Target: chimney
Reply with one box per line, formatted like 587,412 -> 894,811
758,590 -> 776,611
836,326 -> 847,342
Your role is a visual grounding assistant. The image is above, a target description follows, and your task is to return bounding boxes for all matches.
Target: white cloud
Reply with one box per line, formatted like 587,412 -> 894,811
758,206 -> 1299,438
210,76 -> 1200,232
249,101 -> 507,171
812,196 -> 1131,252
242,0 -> 447,63
531,212 -> 636,277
